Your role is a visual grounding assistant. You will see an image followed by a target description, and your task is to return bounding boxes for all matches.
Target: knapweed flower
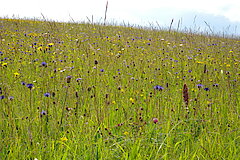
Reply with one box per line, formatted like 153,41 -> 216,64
154,85 -> 164,91
26,84 -> 34,89
44,92 -> 50,97
153,118 -> 159,124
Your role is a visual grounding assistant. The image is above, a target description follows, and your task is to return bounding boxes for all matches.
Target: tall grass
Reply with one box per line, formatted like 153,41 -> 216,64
0,18 -> 239,159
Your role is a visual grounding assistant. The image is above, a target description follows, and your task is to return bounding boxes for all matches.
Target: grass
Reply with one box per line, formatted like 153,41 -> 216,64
0,17 -> 239,159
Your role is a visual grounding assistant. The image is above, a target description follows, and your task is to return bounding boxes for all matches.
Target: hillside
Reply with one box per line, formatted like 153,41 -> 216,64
0,18 -> 239,159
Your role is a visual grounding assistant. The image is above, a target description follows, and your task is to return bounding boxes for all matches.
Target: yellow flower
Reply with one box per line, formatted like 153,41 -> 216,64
60,137 -> 68,142
112,100 -> 116,104
48,43 -> 54,47
123,132 -> 129,135
129,98 -> 135,103
37,47 -> 43,51
2,63 -> 7,67
14,72 -> 20,77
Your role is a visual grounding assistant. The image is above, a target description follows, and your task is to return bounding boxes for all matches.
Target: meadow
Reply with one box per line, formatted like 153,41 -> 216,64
0,18 -> 239,159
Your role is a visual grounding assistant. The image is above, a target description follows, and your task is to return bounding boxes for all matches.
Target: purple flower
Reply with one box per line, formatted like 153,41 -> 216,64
100,69 -> 104,72
26,84 -> 34,89
154,85 -> 164,91
21,81 -> 26,85
44,92 -> 50,97
213,83 -> 219,87
153,118 -> 159,124
76,78 -> 82,82
41,62 -> 47,67
197,84 -> 204,88
40,110 -> 47,116
0,95 -> 5,100
204,88 -> 210,91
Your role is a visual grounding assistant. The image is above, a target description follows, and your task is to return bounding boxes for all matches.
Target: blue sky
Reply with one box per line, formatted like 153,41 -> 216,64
1,0 -> 240,35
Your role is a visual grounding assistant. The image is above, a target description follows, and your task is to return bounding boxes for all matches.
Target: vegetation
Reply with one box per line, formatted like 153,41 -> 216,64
0,18 -> 239,159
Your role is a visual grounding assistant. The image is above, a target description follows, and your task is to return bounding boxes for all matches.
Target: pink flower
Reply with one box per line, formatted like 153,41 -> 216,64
153,118 -> 158,124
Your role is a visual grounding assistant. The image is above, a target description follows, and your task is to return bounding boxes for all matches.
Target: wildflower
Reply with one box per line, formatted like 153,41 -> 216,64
197,84 -> 204,89
26,84 -> 34,89
153,118 -> 158,124
8,96 -> 14,100
123,131 -> 129,135
21,81 -> 26,85
154,85 -> 164,91
44,92 -> 50,97
14,72 -> 20,77
41,62 -> 47,67
76,78 -> 82,82
40,110 -> 47,116
213,83 -> 219,87
0,95 -> 5,100
2,63 -> 7,67
183,83 -> 189,106
48,43 -> 54,47
204,88 -> 210,91
100,69 -> 104,72
60,137 -> 68,142
129,98 -> 135,104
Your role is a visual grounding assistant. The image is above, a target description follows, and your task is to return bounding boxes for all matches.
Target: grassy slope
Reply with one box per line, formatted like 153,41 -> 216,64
0,18 -> 239,159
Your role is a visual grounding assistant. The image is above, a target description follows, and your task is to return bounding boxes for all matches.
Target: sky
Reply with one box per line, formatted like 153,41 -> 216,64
1,0 -> 240,36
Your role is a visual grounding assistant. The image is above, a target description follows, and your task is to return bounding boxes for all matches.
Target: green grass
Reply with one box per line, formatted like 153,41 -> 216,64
0,18 -> 239,159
